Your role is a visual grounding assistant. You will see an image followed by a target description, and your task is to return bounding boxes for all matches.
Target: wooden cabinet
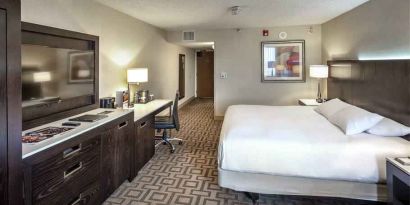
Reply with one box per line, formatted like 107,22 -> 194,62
131,116 -> 155,179
0,1 -> 22,204
0,9 -> 7,202
24,134 -> 102,205
101,115 -> 133,199
23,112 -> 134,205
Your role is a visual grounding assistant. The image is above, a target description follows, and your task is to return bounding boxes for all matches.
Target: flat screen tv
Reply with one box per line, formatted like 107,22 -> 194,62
22,45 -> 95,104
22,22 -> 99,129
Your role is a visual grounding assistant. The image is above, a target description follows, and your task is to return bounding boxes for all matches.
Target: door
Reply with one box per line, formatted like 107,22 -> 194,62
114,119 -> 131,184
133,115 -> 155,178
196,50 -> 214,98
178,54 -> 185,99
101,116 -> 132,199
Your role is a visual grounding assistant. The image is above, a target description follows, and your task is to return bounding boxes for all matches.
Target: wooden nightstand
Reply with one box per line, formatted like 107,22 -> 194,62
386,158 -> 410,205
298,99 -> 322,106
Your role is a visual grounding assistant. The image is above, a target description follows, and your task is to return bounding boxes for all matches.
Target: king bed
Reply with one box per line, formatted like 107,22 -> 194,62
218,60 -> 410,202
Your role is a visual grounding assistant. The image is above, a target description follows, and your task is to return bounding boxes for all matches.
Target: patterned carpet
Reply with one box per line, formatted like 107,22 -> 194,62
104,99 -> 385,205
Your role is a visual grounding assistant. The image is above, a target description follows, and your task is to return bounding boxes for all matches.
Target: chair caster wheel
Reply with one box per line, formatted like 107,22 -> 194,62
170,149 -> 175,153
163,142 -> 167,145
178,141 -> 183,145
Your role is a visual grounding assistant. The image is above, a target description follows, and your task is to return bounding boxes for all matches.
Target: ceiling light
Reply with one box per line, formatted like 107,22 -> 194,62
231,6 -> 241,15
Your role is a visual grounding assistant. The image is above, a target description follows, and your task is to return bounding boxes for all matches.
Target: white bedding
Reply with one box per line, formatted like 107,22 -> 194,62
218,105 -> 410,183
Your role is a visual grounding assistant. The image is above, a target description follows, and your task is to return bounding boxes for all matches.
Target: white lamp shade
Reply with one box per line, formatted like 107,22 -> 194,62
33,71 -> 51,82
127,68 -> 148,83
310,65 -> 329,78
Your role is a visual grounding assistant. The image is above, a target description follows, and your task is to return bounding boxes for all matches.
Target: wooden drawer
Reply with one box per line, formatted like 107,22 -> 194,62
34,180 -> 100,205
66,181 -> 100,205
29,137 -> 101,204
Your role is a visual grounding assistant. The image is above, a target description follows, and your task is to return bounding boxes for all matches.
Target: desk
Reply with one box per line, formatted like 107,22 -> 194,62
129,99 -> 173,179
131,99 -> 173,121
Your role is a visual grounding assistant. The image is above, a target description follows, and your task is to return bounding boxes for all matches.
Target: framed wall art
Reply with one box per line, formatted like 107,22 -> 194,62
261,40 -> 305,82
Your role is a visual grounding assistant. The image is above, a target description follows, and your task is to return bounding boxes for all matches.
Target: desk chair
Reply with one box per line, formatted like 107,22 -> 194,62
154,92 -> 182,153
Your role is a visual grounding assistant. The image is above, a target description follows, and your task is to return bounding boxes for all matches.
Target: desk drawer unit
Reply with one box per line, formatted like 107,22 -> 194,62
25,136 -> 101,205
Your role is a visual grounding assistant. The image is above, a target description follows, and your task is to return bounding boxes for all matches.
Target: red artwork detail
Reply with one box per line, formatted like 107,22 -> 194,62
286,52 -> 300,70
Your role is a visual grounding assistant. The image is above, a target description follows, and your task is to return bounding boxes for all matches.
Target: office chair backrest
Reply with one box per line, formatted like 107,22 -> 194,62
172,91 -> 180,131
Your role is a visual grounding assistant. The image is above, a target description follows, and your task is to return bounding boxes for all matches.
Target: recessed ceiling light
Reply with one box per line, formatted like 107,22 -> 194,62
230,6 -> 241,15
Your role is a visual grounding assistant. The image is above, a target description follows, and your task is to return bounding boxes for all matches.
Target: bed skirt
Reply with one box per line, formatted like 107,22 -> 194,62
218,168 -> 387,202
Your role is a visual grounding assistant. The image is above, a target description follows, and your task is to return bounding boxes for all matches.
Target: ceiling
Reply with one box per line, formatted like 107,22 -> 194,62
95,0 -> 369,31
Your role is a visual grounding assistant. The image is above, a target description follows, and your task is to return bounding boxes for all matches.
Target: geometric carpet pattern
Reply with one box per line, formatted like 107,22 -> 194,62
104,99 -> 385,205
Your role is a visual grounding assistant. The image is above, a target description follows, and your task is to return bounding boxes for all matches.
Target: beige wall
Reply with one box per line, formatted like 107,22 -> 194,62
169,25 -> 322,116
21,0 -> 196,105
322,0 -> 410,61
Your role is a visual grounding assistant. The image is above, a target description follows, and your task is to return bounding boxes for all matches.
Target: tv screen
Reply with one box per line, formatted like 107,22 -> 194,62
22,44 -> 95,108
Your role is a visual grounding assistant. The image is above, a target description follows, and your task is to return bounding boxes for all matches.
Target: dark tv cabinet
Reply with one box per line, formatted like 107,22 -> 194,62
0,0 -> 22,204
23,112 -> 134,205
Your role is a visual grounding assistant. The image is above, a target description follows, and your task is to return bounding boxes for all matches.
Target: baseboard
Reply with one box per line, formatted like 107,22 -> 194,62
179,96 -> 195,109
214,116 -> 224,121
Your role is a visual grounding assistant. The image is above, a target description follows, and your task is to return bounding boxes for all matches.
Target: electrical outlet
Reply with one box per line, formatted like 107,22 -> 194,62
220,72 -> 228,79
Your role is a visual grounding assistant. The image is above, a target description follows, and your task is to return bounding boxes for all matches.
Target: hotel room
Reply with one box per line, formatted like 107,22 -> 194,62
0,0 -> 409,204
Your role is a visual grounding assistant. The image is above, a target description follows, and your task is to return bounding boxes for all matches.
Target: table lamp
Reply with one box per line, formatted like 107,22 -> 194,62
310,65 -> 329,103
127,68 -> 148,107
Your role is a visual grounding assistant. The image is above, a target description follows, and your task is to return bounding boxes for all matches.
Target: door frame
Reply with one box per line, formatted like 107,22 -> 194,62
178,54 -> 185,100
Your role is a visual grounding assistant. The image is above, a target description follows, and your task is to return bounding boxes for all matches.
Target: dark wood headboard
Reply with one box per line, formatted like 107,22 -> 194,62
327,60 -> 410,127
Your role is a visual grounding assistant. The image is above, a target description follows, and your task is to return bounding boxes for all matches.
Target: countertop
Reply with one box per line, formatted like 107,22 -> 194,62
126,99 -> 173,122
21,99 -> 172,159
22,108 -> 133,159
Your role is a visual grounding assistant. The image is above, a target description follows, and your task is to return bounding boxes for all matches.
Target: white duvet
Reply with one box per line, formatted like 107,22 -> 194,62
218,105 -> 410,183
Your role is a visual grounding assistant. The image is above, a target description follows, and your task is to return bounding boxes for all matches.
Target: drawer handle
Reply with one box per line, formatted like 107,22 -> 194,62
69,193 -> 83,205
140,121 -> 147,128
63,144 -> 82,159
64,162 -> 83,179
118,121 -> 128,129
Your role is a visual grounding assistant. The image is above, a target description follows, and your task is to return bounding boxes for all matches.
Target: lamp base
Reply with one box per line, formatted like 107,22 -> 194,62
316,81 -> 324,104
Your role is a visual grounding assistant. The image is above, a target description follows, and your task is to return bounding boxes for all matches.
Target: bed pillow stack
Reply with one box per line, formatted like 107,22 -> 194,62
366,118 -> 410,137
315,99 -> 410,136
314,98 -> 350,119
327,106 -> 383,135
315,99 -> 384,135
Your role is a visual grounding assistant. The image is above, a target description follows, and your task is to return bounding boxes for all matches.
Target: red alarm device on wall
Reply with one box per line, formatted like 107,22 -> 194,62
263,29 -> 269,36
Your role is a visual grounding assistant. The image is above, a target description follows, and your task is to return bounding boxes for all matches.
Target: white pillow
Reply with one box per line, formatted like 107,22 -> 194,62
366,118 -> 410,137
328,106 -> 384,135
315,98 -> 351,119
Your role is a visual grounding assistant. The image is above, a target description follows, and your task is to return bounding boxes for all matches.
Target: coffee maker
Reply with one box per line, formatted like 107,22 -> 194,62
135,90 -> 150,104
